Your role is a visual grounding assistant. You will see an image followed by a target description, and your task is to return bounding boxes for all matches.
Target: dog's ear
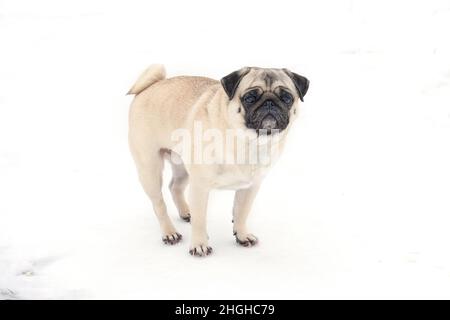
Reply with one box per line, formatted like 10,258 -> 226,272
221,67 -> 251,100
283,69 -> 309,102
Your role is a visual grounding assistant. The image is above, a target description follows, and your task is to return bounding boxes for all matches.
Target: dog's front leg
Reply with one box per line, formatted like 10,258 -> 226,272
188,183 -> 212,257
232,182 -> 261,246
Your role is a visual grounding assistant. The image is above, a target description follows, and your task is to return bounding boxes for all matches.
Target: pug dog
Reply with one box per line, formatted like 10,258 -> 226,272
127,65 -> 309,257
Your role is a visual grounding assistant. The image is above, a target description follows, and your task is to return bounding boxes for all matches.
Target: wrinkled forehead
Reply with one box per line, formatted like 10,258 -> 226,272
240,68 -> 296,93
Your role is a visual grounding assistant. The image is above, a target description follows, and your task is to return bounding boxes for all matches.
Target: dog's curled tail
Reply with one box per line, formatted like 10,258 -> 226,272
127,64 -> 166,95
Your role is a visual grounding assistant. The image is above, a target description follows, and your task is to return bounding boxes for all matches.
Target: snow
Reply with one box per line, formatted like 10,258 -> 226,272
1,0 -> 450,299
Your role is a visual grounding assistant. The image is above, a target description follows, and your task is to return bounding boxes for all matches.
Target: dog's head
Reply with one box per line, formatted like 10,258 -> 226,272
221,67 -> 309,135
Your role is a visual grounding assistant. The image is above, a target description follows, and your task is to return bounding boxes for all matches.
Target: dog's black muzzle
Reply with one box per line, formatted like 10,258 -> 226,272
245,100 -> 289,135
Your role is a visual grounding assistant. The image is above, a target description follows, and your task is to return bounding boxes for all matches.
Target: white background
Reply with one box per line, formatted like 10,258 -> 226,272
1,0 -> 450,299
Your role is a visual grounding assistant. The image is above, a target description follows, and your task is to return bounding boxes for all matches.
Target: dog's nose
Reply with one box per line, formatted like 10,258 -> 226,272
263,100 -> 275,108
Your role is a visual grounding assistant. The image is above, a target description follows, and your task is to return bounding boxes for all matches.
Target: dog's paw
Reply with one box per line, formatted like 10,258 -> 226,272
234,232 -> 258,247
162,232 -> 182,245
189,243 -> 213,257
180,213 -> 191,223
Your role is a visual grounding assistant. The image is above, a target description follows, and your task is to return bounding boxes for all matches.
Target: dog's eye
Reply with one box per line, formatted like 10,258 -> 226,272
242,91 -> 258,105
280,91 -> 293,105
244,95 -> 256,104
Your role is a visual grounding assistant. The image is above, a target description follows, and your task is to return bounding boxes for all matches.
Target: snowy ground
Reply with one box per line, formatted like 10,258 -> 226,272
1,0 -> 450,299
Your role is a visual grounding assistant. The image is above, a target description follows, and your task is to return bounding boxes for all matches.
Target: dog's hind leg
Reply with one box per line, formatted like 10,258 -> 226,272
130,147 -> 182,245
168,152 -> 191,222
